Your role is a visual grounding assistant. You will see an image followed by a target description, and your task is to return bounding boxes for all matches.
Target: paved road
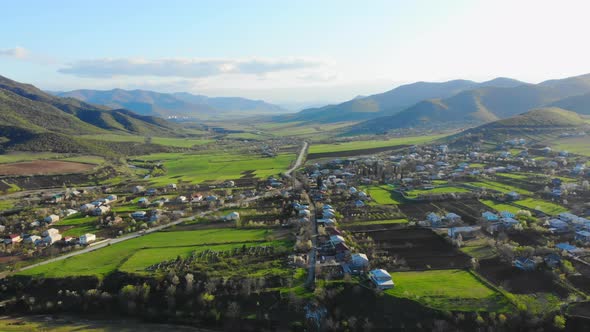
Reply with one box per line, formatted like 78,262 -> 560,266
285,141 -> 308,178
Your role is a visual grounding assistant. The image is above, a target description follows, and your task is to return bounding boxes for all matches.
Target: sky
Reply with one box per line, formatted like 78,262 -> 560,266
1,0 -> 590,108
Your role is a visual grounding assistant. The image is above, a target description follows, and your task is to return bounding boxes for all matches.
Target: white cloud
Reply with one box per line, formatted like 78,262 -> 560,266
0,46 -> 29,59
58,57 -> 324,78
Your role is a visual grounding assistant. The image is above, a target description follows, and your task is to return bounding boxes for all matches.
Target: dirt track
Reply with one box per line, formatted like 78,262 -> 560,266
0,160 -> 94,176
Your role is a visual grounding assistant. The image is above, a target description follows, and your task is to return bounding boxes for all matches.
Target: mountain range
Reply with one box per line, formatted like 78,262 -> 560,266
344,73 -> 590,134
276,77 -> 526,123
0,75 -> 179,154
55,89 -> 287,119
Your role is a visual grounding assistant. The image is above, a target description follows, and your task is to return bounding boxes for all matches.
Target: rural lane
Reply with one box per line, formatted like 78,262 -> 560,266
285,141 -> 308,178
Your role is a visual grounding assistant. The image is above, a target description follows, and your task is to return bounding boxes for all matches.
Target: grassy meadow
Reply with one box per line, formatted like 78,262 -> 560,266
386,269 -> 512,312
309,134 -> 448,154
134,151 -> 295,185
18,228 -> 275,277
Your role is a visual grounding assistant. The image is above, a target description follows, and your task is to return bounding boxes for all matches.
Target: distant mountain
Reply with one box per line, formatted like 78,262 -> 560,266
56,89 -> 287,118
347,73 -> 590,135
278,77 -> 527,123
0,75 -> 179,154
548,92 -> 590,115
447,108 -> 589,145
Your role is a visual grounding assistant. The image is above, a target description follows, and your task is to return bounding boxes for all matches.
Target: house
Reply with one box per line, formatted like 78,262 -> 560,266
224,211 -> 240,221
138,197 -> 150,207
544,253 -> 561,268
368,269 -> 394,290
107,194 -> 118,201
448,226 -> 480,239
79,233 -> 96,245
65,209 -> 78,216
445,213 -> 461,223
167,183 -> 177,190
500,217 -> 520,229
44,214 -> 60,224
92,205 -> 110,216
549,219 -> 569,233
556,243 -> 582,254
513,257 -> 537,271
351,253 -> 369,268
482,211 -> 499,222
0,224 -> 5,233
426,212 -> 442,224
132,185 -> 146,194
506,191 -> 520,201
146,188 -> 158,196
354,200 -> 365,208
51,194 -> 64,203
500,211 -> 515,219
176,196 -> 188,203
80,203 -> 95,214
191,193 -> 203,202
575,230 -> 590,243
299,209 -> 311,217
63,236 -> 75,244
42,228 -> 59,237
24,235 -> 41,244
330,235 -> 346,245
316,218 -> 336,226
44,233 -> 62,245
131,211 -> 147,220
6,234 -> 22,244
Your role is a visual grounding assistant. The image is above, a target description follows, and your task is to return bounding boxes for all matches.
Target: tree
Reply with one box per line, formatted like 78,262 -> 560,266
553,315 -> 566,330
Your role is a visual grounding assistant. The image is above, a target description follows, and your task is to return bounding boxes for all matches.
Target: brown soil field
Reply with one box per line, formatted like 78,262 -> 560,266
477,257 -> 568,296
359,228 -> 471,270
434,199 -> 491,224
0,160 -> 94,176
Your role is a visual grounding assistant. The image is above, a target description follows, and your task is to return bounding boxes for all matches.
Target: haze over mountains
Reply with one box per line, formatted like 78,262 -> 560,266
55,89 -> 288,119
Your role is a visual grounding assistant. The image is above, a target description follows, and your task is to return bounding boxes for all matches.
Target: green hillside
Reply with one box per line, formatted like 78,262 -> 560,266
0,75 -> 181,155
347,74 -> 590,134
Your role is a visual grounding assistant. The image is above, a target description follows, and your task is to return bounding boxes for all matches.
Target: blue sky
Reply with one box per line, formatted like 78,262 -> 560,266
1,0 -> 589,106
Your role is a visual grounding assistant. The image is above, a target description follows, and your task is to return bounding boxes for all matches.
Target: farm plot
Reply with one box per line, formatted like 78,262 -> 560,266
404,186 -> 470,198
0,160 -> 94,176
397,202 -> 440,221
131,151 -> 294,185
309,134 -> 447,155
340,205 -> 405,223
477,257 -> 568,296
479,199 -> 522,214
363,185 -> 403,204
18,228 -> 275,277
467,180 -> 532,196
386,269 -> 512,312
360,228 -> 472,270
431,199 -> 492,224
514,198 -> 568,215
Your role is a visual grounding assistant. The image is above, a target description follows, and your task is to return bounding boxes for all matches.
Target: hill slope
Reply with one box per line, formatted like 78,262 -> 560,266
0,75 -> 179,154
548,92 -> 590,115
57,89 -> 287,118
348,73 -> 590,134
278,77 -> 526,123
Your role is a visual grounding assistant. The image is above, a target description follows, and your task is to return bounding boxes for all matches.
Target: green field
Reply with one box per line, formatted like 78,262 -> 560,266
19,228 -> 273,277
134,151 -> 295,185
81,134 -> 213,148
479,199 -> 523,214
386,269 -> 512,312
0,199 -> 15,211
515,198 -> 567,215
309,134 -> 448,154
550,136 -> 590,156
468,180 -> 532,195
55,213 -> 99,237
405,186 -> 470,198
460,239 -> 497,260
363,185 -> 402,204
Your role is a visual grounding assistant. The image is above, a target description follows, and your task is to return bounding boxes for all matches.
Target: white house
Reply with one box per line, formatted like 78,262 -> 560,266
330,235 -> 346,245
79,233 -> 96,245
44,233 -> 62,244
24,235 -> 41,244
44,214 -> 60,224
224,211 -> 240,221
351,253 -> 369,268
368,269 -> 394,290
42,228 -> 60,237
